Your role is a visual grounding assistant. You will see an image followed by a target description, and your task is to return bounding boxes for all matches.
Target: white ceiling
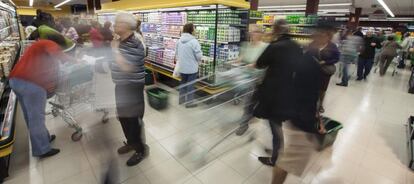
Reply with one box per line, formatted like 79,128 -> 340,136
259,0 -> 414,16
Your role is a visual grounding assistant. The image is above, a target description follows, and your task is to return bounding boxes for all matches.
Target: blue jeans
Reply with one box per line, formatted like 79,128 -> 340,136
341,62 -> 350,85
10,78 -> 51,156
357,57 -> 374,79
179,73 -> 198,104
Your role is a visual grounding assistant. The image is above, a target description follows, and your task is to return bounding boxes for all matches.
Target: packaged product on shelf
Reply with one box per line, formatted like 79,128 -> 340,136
147,12 -> 162,23
161,12 -> 187,25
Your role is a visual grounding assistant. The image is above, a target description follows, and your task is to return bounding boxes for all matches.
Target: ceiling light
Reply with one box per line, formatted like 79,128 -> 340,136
9,0 -> 16,6
376,0 -> 395,17
29,0 -> 33,6
319,3 -> 352,7
54,0 -> 71,8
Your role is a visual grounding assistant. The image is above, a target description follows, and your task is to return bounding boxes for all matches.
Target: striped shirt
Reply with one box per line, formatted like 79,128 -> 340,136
111,32 -> 146,85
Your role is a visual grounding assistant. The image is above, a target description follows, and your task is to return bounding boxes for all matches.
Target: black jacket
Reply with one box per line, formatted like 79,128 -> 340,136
253,35 -> 302,121
360,36 -> 381,59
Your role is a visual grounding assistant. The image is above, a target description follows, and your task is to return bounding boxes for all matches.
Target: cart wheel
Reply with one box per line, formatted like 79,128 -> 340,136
71,131 -> 83,141
52,109 -> 59,117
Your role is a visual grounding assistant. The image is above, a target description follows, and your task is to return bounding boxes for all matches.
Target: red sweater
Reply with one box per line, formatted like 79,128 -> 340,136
89,27 -> 104,48
10,40 -> 63,92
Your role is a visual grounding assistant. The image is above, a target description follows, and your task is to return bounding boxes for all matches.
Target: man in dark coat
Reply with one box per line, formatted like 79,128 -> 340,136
254,19 -> 302,166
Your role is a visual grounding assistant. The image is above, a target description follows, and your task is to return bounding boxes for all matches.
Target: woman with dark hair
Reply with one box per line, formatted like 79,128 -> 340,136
306,26 -> 340,113
61,18 -> 79,42
174,23 -> 202,108
100,21 -> 114,47
379,35 -> 402,76
9,34 -> 74,158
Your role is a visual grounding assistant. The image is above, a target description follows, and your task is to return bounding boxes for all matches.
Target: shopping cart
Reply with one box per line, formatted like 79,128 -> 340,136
49,60 -> 109,141
150,65 -> 262,161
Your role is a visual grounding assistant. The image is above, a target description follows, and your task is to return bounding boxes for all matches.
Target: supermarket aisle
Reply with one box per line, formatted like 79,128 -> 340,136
4,66 -> 414,184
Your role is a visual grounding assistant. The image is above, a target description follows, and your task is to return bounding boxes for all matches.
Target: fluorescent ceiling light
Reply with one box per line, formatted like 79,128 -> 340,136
29,0 -> 33,6
9,0 -> 16,6
376,0 -> 395,17
54,0 -> 71,8
319,3 -> 352,7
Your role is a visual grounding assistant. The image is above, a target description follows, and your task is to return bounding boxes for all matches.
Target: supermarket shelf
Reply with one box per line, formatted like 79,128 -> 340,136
198,39 -> 240,44
249,17 -> 263,20
143,22 -> 184,26
162,34 -> 181,39
145,60 -> 175,72
288,33 -> 312,37
289,24 -> 317,27
194,23 -> 247,27
144,62 -> 227,94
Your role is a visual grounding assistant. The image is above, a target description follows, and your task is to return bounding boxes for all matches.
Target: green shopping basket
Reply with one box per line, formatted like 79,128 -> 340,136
316,117 -> 343,151
146,87 -> 169,110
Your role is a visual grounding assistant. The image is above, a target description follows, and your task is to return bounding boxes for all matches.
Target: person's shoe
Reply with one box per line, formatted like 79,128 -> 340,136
258,157 -> 275,166
356,77 -> 363,81
117,142 -> 135,155
185,103 -> 198,108
126,152 -> 145,167
264,148 -> 273,154
39,148 -> 60,159
49,135 -> 56,143
235,124 -> 249,136
336,83 -> 348,87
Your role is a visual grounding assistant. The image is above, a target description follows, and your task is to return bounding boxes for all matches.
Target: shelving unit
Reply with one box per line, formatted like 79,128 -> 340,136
0,0 -> 21,181
97,2 -> 249,91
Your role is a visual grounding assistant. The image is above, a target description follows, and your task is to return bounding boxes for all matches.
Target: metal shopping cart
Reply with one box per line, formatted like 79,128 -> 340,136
49,60 -> 109,141
149,65 -> 262,160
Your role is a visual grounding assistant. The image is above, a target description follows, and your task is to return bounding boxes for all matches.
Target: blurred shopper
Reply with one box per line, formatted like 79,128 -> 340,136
32,9 -> 55,28
9,34 -> 74,158
270,33 -> 324,184
401,32 -> 414,68
89,21 -> 104,48
175,23 -> 202,108
357,31 -> 381,80
111,12 -> 148,166
61,18 -> 79,42
253,19 -> 299,166
336,30 -> 362,87
379,35 -> 402,76
101,21 -> 114,47
373,31 -> 386,69
353,27 -> 364,38
28,25 -> 76,53
307,26 -> 340,113
235,25 -> 268,136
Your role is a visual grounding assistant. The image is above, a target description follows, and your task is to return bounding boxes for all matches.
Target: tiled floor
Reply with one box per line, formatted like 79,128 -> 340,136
4,64 -> 414,184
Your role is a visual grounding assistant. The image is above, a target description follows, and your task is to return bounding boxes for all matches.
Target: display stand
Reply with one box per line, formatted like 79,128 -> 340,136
97,0 -> 250,94
0,0 -> 21,181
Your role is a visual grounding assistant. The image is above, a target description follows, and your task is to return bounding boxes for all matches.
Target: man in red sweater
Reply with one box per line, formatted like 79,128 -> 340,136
9,34 -> 72,158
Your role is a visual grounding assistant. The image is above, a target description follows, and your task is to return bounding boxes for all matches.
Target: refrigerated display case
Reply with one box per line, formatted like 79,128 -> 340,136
0,0 -> 21,181
97,1 -> 249,92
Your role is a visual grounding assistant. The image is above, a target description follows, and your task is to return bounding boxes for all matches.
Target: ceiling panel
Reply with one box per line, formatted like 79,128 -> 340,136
259,0 -> 414,16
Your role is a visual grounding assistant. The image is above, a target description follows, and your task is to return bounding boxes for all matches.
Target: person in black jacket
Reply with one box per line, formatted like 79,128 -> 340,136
254,19 -> 301,166
254,19 -> 325,184
357,31 -> 381,80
